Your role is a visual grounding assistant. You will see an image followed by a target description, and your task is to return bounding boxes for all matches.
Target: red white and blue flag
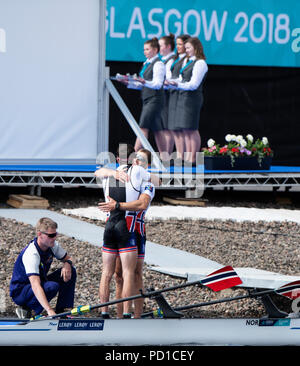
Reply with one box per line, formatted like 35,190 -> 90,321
126,212 -> 137,232
276,280 -> 300,300
201,266 -> 243,291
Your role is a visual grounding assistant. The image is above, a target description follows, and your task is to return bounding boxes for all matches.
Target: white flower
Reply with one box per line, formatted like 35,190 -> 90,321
226,134 -> 237,142
246,134 -> 253,142
207,138 -> 215,148
262,137 -> 268,145
236,135 -> 244,143
225,134 -> 232,142
240,139 -> 247,147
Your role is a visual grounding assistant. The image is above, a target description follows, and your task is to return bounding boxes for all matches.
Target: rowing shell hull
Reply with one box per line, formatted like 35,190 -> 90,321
0,317 -> 300,346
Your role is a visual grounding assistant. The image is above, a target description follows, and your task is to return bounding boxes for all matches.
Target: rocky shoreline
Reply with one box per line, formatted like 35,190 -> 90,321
1,187 -> 299,318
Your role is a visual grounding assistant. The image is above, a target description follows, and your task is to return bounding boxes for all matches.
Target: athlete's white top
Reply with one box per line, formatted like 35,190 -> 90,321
140,181 -> 155,209
102,164 -> 151,218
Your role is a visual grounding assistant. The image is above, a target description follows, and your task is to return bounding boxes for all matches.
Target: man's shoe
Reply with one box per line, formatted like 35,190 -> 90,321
15,306 -> 32,319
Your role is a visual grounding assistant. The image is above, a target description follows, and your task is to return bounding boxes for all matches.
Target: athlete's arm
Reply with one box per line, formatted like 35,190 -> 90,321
149,173 -> 161,187
61,255 -> 73,283
94,167 -> 129,183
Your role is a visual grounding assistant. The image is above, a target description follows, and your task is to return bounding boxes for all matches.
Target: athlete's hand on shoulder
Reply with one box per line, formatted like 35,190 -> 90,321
115,170 -> 129,183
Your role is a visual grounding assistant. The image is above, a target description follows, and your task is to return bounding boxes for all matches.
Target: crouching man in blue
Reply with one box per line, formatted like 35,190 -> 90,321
10,217 -> 76,319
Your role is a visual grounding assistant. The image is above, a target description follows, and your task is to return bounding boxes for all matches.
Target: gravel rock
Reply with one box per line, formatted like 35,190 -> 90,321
0,188 -> 299,319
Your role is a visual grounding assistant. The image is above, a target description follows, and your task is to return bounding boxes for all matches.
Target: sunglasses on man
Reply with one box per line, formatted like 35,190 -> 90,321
40,231 -> 58,238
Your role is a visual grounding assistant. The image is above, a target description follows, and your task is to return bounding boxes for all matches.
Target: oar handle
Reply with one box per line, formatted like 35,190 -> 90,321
31,280 -> 202,321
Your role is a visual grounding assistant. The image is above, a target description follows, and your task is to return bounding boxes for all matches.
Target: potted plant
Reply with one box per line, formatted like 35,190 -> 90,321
202,134 -> 273,170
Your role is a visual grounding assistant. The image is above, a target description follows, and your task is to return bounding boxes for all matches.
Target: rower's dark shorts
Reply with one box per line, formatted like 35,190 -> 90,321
135,232 -> 146,259
102,217 -> 137,254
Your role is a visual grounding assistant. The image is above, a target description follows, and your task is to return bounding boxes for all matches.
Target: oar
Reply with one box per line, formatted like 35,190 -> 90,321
31,265 -> 242,321
142,280 -> 300,318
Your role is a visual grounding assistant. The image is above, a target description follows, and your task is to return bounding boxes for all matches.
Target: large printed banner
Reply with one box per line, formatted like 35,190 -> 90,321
106,0 -> 300,67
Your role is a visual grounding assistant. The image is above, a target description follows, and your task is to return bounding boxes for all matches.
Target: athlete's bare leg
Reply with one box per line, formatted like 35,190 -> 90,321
119,251 -> 137,315
99,252 -> 117,313
114,257 -> 124,318
133,258 -> 144,318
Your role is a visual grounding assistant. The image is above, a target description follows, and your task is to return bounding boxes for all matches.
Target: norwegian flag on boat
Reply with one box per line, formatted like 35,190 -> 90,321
276,280 -> 300,299
201,266 -> 243,291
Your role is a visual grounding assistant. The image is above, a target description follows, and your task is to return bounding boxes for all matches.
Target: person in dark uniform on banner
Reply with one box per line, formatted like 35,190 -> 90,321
166,37 -> 208,166
165,34 -> 190,163
158,33 -> 176,160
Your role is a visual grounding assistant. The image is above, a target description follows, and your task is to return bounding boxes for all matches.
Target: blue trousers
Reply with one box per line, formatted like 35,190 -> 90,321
13,267 -> 77,314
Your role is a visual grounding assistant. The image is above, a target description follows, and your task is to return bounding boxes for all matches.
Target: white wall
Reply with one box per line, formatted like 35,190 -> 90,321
0,0 -> 101,163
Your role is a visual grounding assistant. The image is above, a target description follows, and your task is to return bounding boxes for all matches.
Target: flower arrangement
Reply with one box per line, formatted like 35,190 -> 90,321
202,134 -> 273,167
